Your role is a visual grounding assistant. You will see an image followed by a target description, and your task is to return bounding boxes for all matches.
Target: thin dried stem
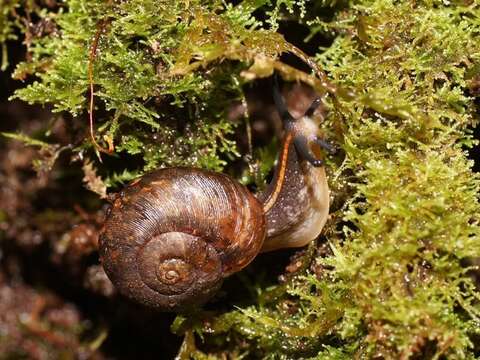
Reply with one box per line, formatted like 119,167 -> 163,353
88,19 -> 113,155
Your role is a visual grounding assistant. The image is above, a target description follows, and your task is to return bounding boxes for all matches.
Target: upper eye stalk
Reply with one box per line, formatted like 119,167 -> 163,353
272,76 -> 336,167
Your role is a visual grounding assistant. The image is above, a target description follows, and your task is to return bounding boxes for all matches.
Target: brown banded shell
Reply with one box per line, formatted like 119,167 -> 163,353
98,168 -> 266,311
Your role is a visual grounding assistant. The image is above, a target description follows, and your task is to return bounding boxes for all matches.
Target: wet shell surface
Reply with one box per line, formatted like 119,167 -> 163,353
99,167 -> 266,311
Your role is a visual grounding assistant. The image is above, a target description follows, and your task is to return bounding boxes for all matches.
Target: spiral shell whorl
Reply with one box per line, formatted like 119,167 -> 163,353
99,168 -> 265,311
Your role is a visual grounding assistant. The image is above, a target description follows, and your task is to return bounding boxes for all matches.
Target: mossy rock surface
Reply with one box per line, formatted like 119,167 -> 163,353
0,0 -> 479,358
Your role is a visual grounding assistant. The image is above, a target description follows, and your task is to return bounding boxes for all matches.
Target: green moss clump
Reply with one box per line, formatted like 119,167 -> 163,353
6,0 -> 306,186
0,0 -> 21,70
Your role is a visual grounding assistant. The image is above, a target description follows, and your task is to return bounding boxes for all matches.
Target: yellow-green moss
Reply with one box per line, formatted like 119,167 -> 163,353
174,2 -> 480,359
2,0 -> 480,358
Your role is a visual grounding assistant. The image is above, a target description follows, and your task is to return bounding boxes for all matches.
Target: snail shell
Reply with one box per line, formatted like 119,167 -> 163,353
99,167 -> 265,311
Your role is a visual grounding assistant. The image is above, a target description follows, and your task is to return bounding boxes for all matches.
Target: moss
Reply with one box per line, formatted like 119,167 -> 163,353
6,0 -> 308,185
2,0 -> 480,358
0,0 -> 20,70
173,1 -> 480,359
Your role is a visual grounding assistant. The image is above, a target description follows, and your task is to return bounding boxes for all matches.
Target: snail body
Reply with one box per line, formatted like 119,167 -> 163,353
260,114 -> 330,252
99,81 -> 332,311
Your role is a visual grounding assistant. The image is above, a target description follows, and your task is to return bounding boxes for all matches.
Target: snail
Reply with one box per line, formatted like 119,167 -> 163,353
98,79 -> 333,311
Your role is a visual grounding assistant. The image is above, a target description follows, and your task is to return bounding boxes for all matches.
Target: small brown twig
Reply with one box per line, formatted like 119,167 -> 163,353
88,19 -> 113,155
